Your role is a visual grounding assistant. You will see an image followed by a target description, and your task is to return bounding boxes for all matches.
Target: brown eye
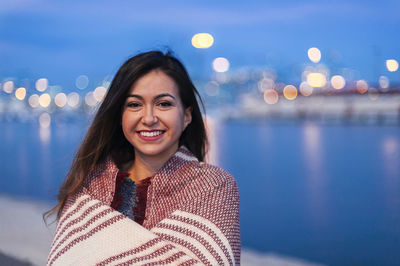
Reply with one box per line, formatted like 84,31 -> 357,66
158,101 -> 173,107
127,102 -> 141,108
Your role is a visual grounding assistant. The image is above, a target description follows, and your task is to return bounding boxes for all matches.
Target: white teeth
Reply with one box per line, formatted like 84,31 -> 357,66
140,131 -> 163,137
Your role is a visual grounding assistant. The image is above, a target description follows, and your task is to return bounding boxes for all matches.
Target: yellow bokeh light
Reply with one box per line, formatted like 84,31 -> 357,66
15,87 -> 26,100
68,92 -> 80,107
3,81 -> 14,93
299,81 -> 313,96
283,85 -> 298,100
307,73 -> 326,87
28,94 -> 40,108
191,33 -> 214,49
39,112 -> 51,128
94,86 -> 107,102
330,75 -> 346,90
54,93 -> 67,107
356,80 -> 368,94
308,47 -> 321,63
264,89 -> 279,104
39,93 -> 51,108
35,78 -> 48,92
386,59 -> 399,72
212,57 -> 230,72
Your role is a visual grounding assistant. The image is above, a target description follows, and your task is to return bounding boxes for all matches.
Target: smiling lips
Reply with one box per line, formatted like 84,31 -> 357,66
136,130 -> 165,141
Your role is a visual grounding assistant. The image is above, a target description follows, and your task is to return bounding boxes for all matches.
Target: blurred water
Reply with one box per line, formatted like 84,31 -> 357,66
0,120 -> 399,265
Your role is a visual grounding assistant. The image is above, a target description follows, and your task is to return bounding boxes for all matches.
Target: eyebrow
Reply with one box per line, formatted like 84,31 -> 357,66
126,93 -> 176,101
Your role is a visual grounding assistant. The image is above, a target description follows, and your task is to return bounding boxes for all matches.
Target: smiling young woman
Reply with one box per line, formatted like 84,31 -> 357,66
44,51 -> 241,265
121,70 -> 192,182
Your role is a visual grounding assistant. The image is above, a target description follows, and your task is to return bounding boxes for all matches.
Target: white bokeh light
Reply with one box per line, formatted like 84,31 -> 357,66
35,78 -> 48,92
212,57 -> 230,73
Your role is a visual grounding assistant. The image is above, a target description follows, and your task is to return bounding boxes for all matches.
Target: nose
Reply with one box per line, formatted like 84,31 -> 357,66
142,106 -> 158,125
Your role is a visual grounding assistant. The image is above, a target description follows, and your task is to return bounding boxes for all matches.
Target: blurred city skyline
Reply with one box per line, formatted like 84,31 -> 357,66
1,0 -> 399,92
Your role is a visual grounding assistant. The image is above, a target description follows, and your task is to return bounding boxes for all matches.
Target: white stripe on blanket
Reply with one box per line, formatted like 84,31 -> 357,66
173,210 -> 235,264
51,198 -> 106,251
55,194 -> 92,235
154,218 -> 230,265
48,197 -> 198,266
152,227 -> 217,265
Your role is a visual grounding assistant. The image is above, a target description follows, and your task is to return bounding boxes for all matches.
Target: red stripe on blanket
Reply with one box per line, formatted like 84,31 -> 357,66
97,238 -> 163,265
178,258 -> 200,266
154,233 -> 211,266
56,197 -> 91,233
122,251 -> 193,266
52,201 -> 103,247
115,244 -> 175,265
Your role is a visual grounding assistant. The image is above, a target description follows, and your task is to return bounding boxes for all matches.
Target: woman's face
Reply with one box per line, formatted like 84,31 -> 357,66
122,70 -> 192,162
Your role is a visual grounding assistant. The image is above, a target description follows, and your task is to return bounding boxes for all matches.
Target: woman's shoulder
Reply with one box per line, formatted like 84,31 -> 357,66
182,160 -> 238,195
199,161 -> 235,181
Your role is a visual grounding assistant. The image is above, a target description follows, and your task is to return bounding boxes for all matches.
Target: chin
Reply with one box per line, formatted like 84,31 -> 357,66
135,145 -> 174,158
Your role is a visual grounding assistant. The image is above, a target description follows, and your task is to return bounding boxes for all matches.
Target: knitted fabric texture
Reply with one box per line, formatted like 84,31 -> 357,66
47,146 -> 241,265
110,171 -> 152,225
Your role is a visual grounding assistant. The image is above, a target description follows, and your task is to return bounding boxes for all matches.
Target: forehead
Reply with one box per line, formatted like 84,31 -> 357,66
129,70 -> 179,96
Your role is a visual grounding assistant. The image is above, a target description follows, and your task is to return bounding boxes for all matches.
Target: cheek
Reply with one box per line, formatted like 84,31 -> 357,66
121,112 -> 138,134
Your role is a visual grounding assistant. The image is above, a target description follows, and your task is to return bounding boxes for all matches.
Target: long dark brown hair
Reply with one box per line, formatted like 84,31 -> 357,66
44,50 -> 208,223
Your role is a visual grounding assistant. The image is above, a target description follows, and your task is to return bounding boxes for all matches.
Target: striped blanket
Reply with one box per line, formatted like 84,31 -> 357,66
47,147 -> 241,265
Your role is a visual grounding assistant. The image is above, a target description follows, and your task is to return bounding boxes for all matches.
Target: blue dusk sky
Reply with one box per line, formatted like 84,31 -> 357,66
0,0 -> 399,91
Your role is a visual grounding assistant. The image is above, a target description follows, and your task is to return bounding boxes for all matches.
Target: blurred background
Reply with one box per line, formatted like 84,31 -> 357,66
0,0 -> 399,265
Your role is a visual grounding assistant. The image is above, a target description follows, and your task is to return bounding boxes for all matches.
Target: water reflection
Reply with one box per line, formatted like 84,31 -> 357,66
39,126 -> 51,144
302,121 -> 329,227
381,136 -> 400,213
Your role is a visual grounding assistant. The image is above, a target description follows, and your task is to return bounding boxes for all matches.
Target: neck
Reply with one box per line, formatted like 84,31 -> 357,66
128,148 -> 177,182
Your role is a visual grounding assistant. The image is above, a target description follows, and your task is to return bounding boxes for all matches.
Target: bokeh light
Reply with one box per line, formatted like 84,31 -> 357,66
264,89 -> 279,104
76,75 -> 89,90
3,81 -> 14,93
54,93 -> 67,107
299,81 -> 313,96
283,85 -> 298,100
35,78 -> 48,92
214,72 -> 229,84
308,47 -> 321,63
356,80 -> 368,94
191,33 -> 214,49
205,81 -> 220,96
28,94 -> 40,108
15,87 -> 26,100
39,93 -> 51,108
258,78 -> 275,92
39,112 -> 51,128
94,86 -> 107,102
85,92 -> 97,106
386,59 -> 399,72
212,57 -> 230,72
330,75 -> 346,90
307,73 -> 326,87
67,92 -> 80,107
378,76 -> 389,89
